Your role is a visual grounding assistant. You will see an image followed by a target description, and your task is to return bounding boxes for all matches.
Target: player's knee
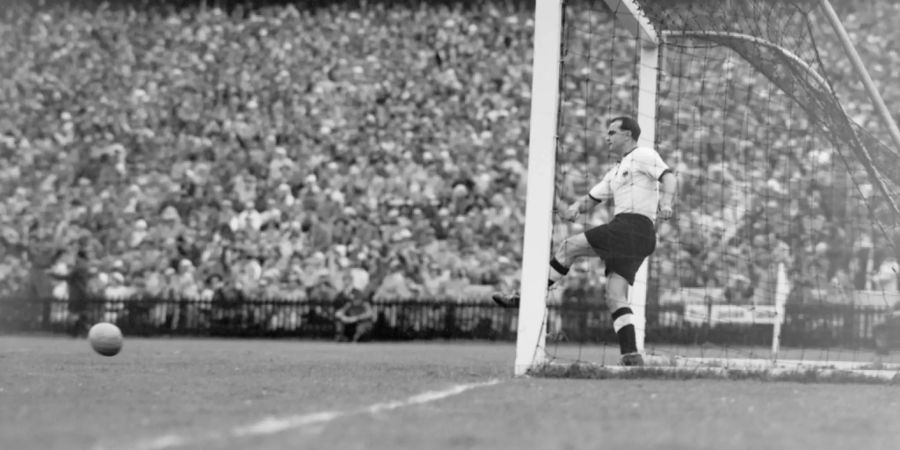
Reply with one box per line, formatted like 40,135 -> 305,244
554,238 -> 574,258
556,237 -> 590,263
607,295 -> 629,312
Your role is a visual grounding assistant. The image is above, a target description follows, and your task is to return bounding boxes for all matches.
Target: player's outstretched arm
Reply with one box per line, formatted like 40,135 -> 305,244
559,195 -> 602,222
658,171 -> 677,220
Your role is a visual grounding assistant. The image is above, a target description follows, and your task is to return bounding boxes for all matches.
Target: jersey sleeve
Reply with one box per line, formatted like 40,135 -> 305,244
635,147 -> 671,181
588,169 -> 615,201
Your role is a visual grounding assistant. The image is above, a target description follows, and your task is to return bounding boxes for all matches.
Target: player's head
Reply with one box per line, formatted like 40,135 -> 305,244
606,116 -> 640,152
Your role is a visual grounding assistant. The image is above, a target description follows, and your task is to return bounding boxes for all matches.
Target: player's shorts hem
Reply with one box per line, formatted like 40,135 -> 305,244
584,213 -> 656,285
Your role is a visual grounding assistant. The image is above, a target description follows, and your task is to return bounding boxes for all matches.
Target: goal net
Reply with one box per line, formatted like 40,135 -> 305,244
519,0 -> 900,382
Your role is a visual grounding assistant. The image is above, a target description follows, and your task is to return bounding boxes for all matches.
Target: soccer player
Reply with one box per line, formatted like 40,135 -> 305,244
493,116 -> 676,366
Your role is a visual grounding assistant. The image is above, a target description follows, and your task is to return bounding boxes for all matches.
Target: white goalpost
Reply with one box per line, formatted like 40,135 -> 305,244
517,0 -> 661,376
515,0 -> 900,382
516,0 -> 660,375
514,0 -> 563,376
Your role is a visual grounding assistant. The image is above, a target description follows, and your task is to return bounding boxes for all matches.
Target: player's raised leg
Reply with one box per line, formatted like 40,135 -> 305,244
492,233 -> 596,307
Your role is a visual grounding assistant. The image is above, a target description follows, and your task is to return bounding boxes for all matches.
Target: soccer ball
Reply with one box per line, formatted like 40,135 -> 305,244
88,322 -> 123,357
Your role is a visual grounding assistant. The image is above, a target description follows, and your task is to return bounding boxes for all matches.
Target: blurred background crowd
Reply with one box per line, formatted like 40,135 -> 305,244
0,0 -> 898,309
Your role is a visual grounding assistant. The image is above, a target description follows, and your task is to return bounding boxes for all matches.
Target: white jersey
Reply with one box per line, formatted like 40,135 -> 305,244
588,146 -> 670,222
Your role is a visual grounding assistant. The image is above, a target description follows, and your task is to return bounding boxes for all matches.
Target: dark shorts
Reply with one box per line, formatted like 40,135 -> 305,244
583,213 -> 656,285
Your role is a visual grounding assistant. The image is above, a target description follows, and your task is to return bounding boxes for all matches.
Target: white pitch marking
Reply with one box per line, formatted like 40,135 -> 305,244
121,379 -> 502,450
232,411 -> 343,437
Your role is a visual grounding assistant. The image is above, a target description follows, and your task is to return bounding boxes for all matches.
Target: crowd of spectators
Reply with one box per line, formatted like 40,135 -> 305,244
0,0 -> 898,311
0,1 -> 533,305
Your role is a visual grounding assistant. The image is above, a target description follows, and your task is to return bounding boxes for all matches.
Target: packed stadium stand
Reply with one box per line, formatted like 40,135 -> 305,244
1,0 -> 898,340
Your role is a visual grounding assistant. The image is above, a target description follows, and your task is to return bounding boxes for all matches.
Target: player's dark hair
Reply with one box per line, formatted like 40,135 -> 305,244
608,116 -> 641,141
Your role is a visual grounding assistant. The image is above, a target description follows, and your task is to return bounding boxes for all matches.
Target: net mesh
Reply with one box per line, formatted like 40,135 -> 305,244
637,0 -> 900,208
538,0 -> 900,381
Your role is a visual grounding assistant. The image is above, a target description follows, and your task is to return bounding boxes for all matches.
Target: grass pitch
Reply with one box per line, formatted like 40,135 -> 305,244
1,336 -> 899,450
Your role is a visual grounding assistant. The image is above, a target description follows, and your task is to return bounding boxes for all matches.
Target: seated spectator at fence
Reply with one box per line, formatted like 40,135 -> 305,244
334,292 -> 376,342
210,277 -> 246,332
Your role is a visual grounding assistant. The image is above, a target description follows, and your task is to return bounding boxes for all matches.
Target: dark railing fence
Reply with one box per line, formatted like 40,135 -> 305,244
0,296 -> 892,349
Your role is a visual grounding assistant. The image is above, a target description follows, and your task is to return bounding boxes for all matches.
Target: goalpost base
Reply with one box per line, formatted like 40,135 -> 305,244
527,356 -> 900,384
